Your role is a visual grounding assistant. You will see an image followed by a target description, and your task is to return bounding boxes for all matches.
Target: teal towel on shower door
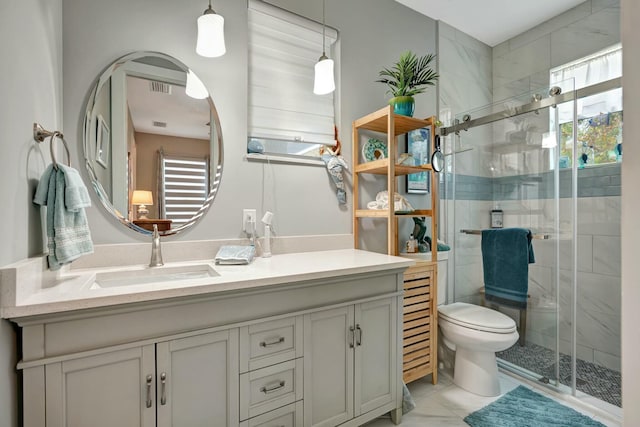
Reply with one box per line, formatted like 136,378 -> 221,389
481,228 -> 534,308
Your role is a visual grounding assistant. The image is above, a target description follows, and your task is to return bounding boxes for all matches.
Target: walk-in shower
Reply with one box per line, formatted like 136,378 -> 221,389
440,77 -> 622,411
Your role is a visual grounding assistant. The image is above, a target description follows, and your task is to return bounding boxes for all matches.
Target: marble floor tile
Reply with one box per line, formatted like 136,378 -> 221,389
364,371 -> 621,426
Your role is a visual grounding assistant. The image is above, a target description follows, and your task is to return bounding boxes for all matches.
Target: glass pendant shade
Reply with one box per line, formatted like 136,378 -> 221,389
313,57 -> 335,95
196,12 -> 226,58
185,69 -> 209,99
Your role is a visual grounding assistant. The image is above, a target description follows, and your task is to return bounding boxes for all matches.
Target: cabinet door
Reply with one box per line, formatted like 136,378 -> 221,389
45,346 -> 155,427
156,330 -> 239,427
354,298 -> 397,416
303,306 -> 354,427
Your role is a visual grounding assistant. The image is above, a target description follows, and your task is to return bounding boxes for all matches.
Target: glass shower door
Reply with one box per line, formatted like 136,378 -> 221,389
447,83 -> 577,389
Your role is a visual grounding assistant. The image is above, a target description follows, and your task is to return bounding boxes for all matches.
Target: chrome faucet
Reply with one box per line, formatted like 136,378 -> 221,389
149,224 -> 164,267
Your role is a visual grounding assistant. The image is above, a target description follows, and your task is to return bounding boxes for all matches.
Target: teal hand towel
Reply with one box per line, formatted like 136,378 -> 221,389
59,164 -> 91,211
481,228 -> 534,308
34,165 -> 94,270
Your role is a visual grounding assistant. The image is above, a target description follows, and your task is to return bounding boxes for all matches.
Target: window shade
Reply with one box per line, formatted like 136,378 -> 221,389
159,154 -> 209,225
248,0 -> 338,145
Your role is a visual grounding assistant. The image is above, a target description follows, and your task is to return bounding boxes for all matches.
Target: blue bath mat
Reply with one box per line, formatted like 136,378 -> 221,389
464,386 -> 605,427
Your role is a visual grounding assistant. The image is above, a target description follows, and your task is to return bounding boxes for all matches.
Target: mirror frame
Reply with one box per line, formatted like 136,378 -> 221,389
83,51 -> 224,236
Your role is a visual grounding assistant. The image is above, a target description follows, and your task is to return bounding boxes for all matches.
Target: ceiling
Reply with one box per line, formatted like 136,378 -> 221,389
127,75 -> 211,141
395,0 -> 586,47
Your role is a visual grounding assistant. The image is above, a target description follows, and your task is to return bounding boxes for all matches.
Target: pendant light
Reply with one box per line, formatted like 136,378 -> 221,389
313,0 -> 335,95
196,0 -> 226,58
185,69 -> 209,99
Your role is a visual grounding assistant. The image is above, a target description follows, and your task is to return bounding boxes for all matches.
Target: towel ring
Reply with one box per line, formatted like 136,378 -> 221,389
33,123 -> 71,169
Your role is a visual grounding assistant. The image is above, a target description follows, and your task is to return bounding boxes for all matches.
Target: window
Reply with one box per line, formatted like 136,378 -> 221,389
159,153 -> 209,225
247,0 -> 338,157
551,45 -> 622,167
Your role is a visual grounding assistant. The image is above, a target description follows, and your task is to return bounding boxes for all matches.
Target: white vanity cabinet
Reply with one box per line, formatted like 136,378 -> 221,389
43,330 -> 240,427
44,346 -> 156,427
10,257 -> 409,427
303,298 -> 397,427
156,331 -> 240,426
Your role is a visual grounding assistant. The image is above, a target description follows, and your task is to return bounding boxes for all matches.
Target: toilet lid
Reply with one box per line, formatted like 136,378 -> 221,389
439,302 -> 516,333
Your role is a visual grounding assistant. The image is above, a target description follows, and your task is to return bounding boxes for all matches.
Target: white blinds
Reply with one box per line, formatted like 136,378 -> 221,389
248,0 -> 337,145
160,156 -> 209,225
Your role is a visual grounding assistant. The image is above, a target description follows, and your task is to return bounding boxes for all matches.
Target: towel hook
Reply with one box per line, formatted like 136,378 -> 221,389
33,123 -> 71,169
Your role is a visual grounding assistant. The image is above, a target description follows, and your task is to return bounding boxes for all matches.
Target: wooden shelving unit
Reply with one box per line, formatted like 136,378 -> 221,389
352,105 -> 439,385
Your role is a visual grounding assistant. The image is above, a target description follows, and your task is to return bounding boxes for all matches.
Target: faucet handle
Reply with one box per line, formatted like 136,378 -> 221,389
150,223 -> 164,267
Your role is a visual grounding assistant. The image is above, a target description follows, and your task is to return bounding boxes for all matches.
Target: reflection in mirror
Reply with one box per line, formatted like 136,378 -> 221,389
83,52 -> 223,236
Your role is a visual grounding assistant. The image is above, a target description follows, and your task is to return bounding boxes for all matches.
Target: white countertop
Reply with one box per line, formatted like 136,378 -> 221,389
0,249 -> 414,319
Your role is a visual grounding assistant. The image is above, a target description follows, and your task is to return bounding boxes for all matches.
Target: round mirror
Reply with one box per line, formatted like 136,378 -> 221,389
431,135 -> 444,173
83,52 -> 223,236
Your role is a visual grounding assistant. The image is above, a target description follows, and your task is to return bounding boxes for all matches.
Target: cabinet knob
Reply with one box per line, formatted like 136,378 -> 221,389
145,375 -> 153,408
160,372 -> 167,405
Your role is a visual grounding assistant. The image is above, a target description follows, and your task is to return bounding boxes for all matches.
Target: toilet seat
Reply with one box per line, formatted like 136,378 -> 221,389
439,302 -> 516,334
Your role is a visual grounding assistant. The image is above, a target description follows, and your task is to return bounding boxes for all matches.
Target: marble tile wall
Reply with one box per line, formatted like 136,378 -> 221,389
493,0 -> 620,104
438,21 -> 493,180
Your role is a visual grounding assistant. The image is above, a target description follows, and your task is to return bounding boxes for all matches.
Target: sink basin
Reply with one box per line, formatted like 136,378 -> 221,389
90,264 -> 219,289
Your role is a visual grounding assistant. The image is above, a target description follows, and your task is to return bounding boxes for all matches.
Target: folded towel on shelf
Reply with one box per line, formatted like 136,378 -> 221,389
481,228 -> 534,308
214,245 -> 256,265
34,164 -> 94,270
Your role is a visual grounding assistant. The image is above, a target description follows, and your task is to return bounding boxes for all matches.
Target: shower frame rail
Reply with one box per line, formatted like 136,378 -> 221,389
439,77 -> 621,136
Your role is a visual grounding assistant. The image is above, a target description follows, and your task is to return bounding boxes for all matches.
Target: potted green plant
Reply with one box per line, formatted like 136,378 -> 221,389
376,51 -> 439,117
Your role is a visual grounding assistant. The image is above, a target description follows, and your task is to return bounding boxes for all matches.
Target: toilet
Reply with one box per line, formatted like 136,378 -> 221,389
438,302 -> 519,397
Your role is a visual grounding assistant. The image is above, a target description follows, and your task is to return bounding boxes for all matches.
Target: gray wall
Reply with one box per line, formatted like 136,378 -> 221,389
63,0 -> 437,248
621,0 -> 640,420
0,2 -> 63,426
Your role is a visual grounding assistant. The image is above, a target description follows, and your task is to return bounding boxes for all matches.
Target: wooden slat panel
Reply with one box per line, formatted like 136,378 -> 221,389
403,287 -> 430,298
403,363 -> 432,384
404,271 -> 432,282
403,309 -> 430,323
403,324 -> 430,339
403,278 -> 430,290
403,348 -> 430,364
402,341 -> 431,354
403,302 -> 429,315
404,294 -> 430,307
403,354 -> 431,371
404,333 -> 430,347
403,316 -> 430,330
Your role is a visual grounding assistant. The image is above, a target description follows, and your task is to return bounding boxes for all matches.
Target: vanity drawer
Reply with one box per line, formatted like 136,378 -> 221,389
240,358 -> 303,421
239,401 -> 303,427
240,316 -> 303,372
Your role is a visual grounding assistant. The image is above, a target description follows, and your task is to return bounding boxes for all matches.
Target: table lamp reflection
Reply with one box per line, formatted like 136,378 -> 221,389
132,190 -> 153,219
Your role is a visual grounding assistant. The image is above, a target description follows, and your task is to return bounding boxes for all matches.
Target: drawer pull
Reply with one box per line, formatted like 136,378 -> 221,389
260,380 -> 286,394
349,326 -> 355,348
145,375 -> 153,408
160,372 -> 167,406
356,324 -> 363,346
260,337 -> 285,347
